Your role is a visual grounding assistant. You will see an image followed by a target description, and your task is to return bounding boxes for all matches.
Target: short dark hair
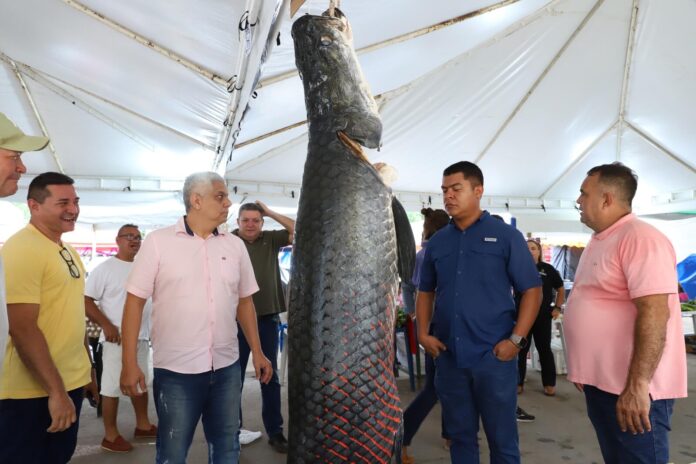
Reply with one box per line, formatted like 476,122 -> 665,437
238,203 -> 263,215
27,172 -> 75,204
117,223 -> 140,235
421,208 -> 449,240
443,161 -> 484,187
587,162 -> 638,206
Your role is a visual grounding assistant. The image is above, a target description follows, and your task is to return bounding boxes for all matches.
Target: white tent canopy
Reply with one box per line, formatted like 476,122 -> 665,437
1,0 -> 695,234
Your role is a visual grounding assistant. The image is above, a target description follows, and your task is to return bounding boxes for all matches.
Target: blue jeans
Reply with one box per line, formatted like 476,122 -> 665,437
0,387 -> 84,464
584,385 -> 674,464
153,362 -> 241,464
238,314 -> 283,437
403,350 -> 449,445
435,350 -> 519,464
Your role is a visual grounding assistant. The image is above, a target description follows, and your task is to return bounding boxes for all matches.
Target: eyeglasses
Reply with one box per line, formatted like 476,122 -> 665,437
59,246 -> 80,279
118,233 -> 142,241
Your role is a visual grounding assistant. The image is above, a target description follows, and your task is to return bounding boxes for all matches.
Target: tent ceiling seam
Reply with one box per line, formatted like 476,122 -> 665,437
539,119 -> 619,199
5,57 -> 65,174
616,0 -> 640,161
624,121 -> 696,175
257,0 -> 526,90
474,0 -> 606,165
62,0 -> 230,86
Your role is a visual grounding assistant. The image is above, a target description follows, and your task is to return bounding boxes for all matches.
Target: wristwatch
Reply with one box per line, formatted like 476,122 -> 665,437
509,333 -> 528,349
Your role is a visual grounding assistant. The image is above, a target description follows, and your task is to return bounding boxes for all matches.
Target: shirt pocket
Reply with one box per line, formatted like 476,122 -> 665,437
219,256 -> 240,297
469,242 -> 506,279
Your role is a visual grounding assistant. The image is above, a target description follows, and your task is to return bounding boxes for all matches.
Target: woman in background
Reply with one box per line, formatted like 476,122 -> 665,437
517,239 -> 565,396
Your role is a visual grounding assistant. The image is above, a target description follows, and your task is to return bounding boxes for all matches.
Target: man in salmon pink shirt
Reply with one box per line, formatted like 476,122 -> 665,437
120,172 -> 273,464
564,162 -> 687,464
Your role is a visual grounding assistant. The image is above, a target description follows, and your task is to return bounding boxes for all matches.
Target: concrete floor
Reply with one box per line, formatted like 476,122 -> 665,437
72,355 -> 696,464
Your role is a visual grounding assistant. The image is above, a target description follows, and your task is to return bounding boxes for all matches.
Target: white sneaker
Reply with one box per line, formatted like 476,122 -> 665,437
239,429 -> 262,445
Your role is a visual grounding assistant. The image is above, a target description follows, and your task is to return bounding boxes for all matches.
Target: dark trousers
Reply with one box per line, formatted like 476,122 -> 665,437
238,314 -> 283,437
403,351 -> 449,445
0,387 -> 84,464
584,385 -> 674,464
517,310 -> 556,387
435,350 -> 519,464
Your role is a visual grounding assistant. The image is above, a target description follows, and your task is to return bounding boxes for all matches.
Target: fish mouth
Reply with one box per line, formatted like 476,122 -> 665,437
337,130 -> 370,163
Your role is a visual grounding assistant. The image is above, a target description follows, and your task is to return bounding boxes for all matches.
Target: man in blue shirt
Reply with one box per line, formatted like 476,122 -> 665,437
416,161 -> 542,464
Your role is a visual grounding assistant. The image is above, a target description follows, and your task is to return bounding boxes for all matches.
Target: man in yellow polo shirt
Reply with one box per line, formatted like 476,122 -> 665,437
0,172 -> 97,464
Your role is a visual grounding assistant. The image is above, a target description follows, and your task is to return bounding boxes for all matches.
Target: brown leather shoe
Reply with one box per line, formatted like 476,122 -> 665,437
101,435 -> 133,453
134,424 -> 158,438
402,448 -> 415,464
543,386 -> 556,396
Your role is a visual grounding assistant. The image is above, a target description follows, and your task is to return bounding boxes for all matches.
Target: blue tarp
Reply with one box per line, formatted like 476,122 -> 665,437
677,254 -> 696,299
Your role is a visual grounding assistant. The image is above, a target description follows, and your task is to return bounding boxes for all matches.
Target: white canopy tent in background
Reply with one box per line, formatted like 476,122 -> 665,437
0,0 -> 694,255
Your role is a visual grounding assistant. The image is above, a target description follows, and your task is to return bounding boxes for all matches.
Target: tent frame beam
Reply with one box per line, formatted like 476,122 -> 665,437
212,0 -> 257,170
1,53 -> 154,151
257,0 -> 522,90
625,122 -> 696,175
62,0 -> 230,86
10,57 -> 214,150
475,0 -> 605,164
539,120 -> 618,199
5,57 -> 65,173
615,0 -> 640,160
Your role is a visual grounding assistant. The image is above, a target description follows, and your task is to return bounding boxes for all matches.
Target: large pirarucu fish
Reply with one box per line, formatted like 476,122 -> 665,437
287,9 -> 414,464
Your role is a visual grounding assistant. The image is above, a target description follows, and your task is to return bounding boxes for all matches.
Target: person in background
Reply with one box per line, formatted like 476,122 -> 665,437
233,201 -> 295,453
516,239 -> 565,397
565,162 -> 687,463
402,207 -> 450,464
0,172 -> 98,464
85,224 -> 157,452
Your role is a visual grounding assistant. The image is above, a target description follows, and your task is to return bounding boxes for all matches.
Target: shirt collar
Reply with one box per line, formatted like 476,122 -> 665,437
593,213 -> 634,240
449,210 -> 489,231
176,216 -> 220,237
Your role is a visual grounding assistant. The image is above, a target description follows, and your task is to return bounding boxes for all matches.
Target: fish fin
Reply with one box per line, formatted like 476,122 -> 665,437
392,196 -> 416,283
337,130 -> 370,163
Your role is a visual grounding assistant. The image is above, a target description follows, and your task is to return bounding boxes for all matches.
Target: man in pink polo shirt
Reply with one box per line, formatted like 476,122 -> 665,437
120,171 -> 273,464
564,162 -> 687,464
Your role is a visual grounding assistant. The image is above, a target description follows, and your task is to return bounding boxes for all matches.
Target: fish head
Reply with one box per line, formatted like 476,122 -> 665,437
292,9 -> 382,149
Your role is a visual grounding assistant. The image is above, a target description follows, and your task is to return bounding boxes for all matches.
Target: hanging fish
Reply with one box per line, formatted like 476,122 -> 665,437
287,7 -> 413,464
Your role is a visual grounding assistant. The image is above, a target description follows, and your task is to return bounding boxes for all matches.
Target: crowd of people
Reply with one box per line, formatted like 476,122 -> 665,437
0,112 -> 688,464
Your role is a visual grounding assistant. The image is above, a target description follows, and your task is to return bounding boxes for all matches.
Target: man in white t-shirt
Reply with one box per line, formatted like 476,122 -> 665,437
0,113 -> 49,382
85,224 -> 156,453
